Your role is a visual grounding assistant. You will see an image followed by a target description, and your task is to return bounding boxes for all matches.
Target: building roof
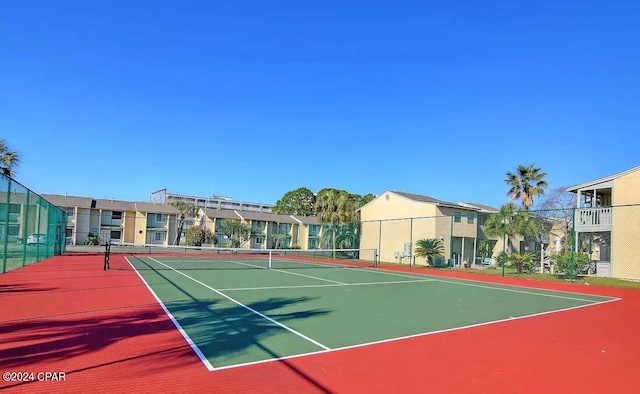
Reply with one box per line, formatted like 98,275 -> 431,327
234,210 -> 299,224
391,191 -> 466,209
93,198 -> 137,211
134,202 -> 179,215
41,194 -> 96,209
459,202 -> 498,213
291,215 -> 319,225
42,194 -> 179,214
202,208 -> 242,220
566,165 -> 640,192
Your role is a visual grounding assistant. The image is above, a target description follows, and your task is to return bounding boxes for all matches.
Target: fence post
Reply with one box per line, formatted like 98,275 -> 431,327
409,218 -> 413,267
378,220 -> 382,265
2,178 -> 11,273
35,202 -> 42,262
21,190 -> 30,266
570,215 -> 576,283
502,211 -> 506,277
449,215 -> 454,270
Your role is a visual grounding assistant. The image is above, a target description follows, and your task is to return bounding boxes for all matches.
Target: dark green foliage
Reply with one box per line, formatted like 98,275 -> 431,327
319,222 -> 360,250
509,252 -> 536,274
273,187 -> 316,216
414,238 -> 444,265
185,225 -> 215,246
217,220 -> 252,247
84,233 -> 101,245
0,138 -> 20,177
505,164 -> 548,209
555,252 -> 589,278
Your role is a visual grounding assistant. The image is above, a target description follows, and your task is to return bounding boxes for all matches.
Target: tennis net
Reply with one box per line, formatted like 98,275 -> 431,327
106,242 -> 378,271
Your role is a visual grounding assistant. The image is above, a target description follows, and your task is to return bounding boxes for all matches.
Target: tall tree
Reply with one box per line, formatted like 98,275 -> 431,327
0,139 -> 20,177
218,220 -> 252,248
273,187 -> 316,216
185,225 -> 215,246
315,188 -> 359,254
359,193 -> 376,207
484,203 -> 539,254
170,201 -> 199,245
505,164 -> 548,209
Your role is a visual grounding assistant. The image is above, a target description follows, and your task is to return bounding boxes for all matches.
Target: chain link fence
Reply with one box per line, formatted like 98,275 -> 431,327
360,205 -> 640,281
0,173 -> 67,273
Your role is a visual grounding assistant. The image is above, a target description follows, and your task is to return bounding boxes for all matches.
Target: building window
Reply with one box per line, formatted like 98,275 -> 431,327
309,225 -> 320,236
308,238 -> 318,249
467,213 -> 474,224
252,220 -> 266,233
110,230 -> 122,240
454,212 -> 461,223
154,232 -> 165,241
156,213 -> 166,222
66,228 -> 73,237
112,211 -> 123,220
7,225 -> 19,236
255,237 -> 262,244
65,207 -> 75,217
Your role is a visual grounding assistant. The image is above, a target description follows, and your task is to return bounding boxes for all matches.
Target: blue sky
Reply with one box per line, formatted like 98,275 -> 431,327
2,1 -> 638,209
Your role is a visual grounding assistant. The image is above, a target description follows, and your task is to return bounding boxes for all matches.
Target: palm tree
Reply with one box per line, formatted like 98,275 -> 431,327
315,189 -> 360,255
271,233 -> 288,249
484,203 -> 521,254
505,164 -> 548,209
319,222 -> 360,250
485,203 -> 541,254
510,252 -> 536,274
414,238 -> 445,266
0,139 -> 20,177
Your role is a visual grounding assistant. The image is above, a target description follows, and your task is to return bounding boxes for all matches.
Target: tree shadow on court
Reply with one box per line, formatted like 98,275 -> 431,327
0,295 -> 335,392
1,254 -> 339,393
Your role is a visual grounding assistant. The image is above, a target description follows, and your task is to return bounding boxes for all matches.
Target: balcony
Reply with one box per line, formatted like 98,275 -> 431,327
575,207 -> 612,232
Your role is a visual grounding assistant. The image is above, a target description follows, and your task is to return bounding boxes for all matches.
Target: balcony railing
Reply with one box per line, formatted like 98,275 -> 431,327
575,207 -> 612,231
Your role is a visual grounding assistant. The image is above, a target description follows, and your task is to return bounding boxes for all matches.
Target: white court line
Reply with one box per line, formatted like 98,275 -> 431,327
226,257 -> 611,303
147,257 -> 331,354
125,257 -> 214,371
428,278 -> 611,303
230,260 -> 347,285
331,264 -> 617,303
210,296 -> 621,372
219,278 -> 435,292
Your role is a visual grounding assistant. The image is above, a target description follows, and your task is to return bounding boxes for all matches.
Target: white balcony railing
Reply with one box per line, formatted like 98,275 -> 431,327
575,207 -> 612,231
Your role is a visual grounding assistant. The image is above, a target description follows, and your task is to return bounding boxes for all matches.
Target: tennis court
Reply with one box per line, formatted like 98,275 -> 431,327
116,246 -> 618,371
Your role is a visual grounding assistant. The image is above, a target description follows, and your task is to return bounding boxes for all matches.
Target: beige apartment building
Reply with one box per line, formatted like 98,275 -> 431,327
566,164 -> 640,279
198,208 -> 322,249
42,194 -> 180,246
359,191 -> 558,268
43,194 -> 324,250
359,191 -> 482,266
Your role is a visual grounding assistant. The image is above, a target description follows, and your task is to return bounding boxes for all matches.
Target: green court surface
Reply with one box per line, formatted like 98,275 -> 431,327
126,256 -> 616,371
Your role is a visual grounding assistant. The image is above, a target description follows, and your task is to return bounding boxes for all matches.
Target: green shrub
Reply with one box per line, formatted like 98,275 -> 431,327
186,225 -> 215,246
84,233 -> 101,246
555,252 -> 589,277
